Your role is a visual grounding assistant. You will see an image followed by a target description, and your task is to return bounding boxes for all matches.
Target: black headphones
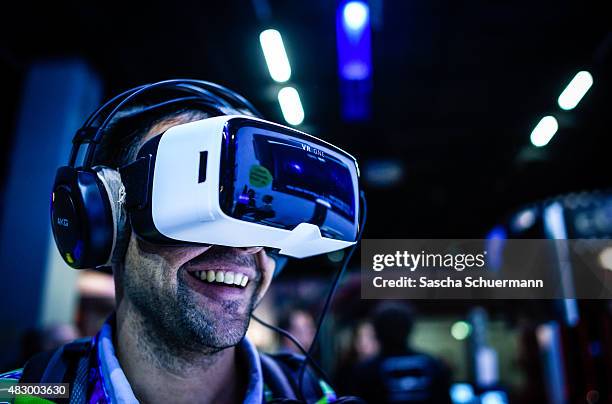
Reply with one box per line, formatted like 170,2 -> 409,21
50,79 -> 262,269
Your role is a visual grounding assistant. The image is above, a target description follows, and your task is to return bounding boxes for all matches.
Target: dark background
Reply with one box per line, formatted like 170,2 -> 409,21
0,2 -> 611,402
1,0 -> 610,242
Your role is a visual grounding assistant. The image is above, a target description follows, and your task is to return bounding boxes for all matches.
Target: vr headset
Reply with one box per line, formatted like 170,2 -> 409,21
51,80 -> 361,269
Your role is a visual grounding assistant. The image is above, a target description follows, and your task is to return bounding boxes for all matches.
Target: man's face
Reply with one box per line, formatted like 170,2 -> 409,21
117,116 -> 275,352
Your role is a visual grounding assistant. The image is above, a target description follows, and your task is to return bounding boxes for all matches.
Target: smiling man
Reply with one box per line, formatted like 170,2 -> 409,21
0,81 -> 362,404
108,110 -> 276,404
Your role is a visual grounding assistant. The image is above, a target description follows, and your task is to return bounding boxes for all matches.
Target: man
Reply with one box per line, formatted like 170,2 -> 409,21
0,83 -> 349,403
347,303 -> 452,404
278,307 -> 316,354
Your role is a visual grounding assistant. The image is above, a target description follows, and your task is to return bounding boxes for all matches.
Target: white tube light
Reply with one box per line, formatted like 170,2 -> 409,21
558,71 -> 593,110
259,29 -> 292,83
530,116 -> 559,147
278,87 -> 304,126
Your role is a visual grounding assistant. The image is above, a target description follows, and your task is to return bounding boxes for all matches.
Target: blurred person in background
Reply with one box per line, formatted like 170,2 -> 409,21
278,306 -> 317,354
335,320 -> 380,394
12,324 -> 80,369
347,303 -> 452,404
352,322 -> 380,362
75,270 -> 117,337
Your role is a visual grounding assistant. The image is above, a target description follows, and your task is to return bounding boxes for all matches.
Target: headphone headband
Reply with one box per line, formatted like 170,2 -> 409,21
69,79 -> 262,169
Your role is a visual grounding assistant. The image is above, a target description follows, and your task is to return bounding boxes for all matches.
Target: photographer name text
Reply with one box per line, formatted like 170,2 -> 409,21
371,251 -> 544,289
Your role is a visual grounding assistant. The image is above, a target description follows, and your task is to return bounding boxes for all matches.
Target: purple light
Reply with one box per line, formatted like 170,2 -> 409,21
337,0 -> 371,81
336,0 -> 372,121
485,226 -> 507,271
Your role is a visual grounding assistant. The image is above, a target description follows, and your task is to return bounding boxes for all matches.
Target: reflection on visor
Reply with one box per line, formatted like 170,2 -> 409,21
220,122 -> 359,242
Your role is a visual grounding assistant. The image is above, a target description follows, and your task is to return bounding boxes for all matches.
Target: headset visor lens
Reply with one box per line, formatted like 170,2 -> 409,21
220,120 -> 359,242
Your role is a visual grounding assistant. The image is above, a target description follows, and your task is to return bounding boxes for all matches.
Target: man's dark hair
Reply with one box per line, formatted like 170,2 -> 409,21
93,103 -> 210,169
91,86 -> 257,168
371,303 -> 414,354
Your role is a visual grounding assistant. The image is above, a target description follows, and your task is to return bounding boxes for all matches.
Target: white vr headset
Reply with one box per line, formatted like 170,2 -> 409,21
119,115 -> 361,258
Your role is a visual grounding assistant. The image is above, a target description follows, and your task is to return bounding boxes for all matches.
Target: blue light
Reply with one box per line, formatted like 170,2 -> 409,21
450,383 -> 475,404
480,391 -> 508,404
486,225 -> 507,241
342,61 -> 370,81
543,202 -> 567,239
336,0 -> 372,121
337,1 -> 371,81
364,159 -> 404,187
343,1 -> 369,32
510,207 -> 537,233
290,163 -> 302,173
543,202 -> 580,327
74,240 -> 84,261
485,225 -> 507,271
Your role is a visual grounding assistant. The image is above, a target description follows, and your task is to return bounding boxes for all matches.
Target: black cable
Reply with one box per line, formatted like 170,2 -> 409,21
266,398 -> 364,404
250,314 -> 331,382
252,313 -> 365,404
174,83 -> 236,110
69,84 -> 149,165
251,192 -> 367,403
82,85 -> 147,127
121,96 -> 228,118
296,191 -> 367,401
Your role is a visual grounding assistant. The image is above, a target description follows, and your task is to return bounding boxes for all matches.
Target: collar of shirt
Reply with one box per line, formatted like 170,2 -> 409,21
92,315 -> 264,404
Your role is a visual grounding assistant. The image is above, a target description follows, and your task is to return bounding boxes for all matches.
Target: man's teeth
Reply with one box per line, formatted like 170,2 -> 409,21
195,270 -> 249,287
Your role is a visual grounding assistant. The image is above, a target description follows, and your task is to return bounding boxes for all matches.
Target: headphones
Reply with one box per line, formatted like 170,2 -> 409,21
50,79 -> 263,269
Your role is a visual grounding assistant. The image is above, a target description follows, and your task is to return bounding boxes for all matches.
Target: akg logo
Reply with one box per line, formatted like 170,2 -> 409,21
57,217 -> 69,227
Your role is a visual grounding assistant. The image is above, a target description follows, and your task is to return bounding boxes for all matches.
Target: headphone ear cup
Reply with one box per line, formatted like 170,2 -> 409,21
51,166 -> 114,269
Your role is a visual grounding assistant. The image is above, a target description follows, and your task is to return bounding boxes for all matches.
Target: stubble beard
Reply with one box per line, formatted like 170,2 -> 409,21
121,248 -> 260,371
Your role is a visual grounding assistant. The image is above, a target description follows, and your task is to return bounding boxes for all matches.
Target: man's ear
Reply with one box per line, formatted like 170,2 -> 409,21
93,166 -> 131,265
